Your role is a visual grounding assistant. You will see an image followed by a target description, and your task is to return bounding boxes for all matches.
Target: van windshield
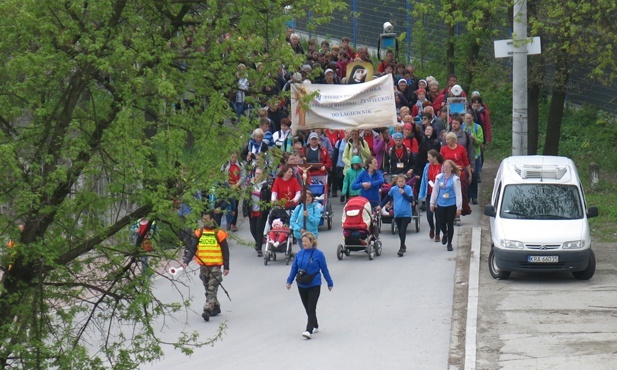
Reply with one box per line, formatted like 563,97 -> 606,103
500,184 -> 583,220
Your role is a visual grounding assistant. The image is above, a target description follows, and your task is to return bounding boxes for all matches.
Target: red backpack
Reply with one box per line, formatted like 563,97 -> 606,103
138,219 -> 153,251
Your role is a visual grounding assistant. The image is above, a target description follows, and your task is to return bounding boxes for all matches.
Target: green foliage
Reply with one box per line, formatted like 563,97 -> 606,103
530,0 -> 617,84
0,0 -> 343,368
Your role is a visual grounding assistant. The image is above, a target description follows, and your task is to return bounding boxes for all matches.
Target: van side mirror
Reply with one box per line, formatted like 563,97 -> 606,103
484,205 -> 496,217
587,206 -> 599,219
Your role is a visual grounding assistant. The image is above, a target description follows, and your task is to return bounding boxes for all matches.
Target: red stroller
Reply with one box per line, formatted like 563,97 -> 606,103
337,196 -> 382,260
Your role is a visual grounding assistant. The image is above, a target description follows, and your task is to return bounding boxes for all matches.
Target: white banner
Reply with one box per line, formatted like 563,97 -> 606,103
290,75 -> 397,134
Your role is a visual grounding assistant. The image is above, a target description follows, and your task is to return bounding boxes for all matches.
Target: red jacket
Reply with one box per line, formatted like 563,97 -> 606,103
325,129 -> 344,147
403,136 -> 419,154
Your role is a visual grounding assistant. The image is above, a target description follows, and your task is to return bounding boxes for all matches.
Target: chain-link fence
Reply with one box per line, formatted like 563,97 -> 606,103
295,0 -> 617,114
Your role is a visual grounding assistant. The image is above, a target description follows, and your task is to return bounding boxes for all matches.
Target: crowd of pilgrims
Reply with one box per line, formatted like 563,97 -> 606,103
214,33 -> 493,256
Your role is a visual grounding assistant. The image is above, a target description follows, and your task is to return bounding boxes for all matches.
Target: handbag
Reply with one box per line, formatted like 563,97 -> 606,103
295,249 -> 316,285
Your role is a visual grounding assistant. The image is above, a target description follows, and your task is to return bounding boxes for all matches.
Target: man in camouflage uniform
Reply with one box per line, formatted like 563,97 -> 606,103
183,211 -> 230,321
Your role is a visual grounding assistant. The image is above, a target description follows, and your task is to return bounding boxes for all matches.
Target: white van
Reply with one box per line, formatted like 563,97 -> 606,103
484,156 -> 599,280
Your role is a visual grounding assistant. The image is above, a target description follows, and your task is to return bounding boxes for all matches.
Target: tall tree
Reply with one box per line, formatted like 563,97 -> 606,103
411,0 -> 508,87
0,0 -> 342,368
529,0 -> 617,155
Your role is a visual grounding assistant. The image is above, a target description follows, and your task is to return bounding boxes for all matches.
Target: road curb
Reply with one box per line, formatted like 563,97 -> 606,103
464,226 -> 481,370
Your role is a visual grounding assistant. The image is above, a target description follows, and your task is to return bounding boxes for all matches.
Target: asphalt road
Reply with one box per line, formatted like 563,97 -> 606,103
144,196 -> 480,370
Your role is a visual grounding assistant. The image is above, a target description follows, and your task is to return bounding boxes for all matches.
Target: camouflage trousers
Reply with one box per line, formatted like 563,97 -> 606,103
199,265 -> 222,313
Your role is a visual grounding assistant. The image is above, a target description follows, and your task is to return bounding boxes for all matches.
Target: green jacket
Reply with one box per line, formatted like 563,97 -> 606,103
464,122 -> 484,159
342,155 -> 364,197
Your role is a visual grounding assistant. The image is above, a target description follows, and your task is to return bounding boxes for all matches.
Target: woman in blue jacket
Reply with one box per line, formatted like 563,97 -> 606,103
290,191 -> 323,248
351,156 -> 384,207
286,232 -> 334,340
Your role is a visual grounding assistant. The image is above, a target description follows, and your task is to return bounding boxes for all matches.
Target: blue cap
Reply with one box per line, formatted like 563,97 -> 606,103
392,132 -> 404,139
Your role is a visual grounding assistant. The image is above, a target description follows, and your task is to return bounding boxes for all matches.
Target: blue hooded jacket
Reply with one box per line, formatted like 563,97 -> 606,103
290,201 -> 323,239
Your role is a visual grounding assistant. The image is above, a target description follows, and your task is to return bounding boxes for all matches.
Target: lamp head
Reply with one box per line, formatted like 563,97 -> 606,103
383,22 -> 394,33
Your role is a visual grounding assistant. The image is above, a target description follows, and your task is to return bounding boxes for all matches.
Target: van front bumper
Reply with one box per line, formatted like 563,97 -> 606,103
494,248 -> 591,272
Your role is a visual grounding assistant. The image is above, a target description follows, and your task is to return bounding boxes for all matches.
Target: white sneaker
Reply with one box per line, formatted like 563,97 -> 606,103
274,241 -> 280,248
312,328 -> 319,334
301,331 -> 312,339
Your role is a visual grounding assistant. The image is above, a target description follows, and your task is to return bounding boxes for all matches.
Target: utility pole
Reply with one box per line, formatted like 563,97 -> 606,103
512,0 -> 527,155
495,0 -> 540,156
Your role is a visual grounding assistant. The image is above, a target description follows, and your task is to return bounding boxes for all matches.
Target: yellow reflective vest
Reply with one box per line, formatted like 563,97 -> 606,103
193,228 -> 227,266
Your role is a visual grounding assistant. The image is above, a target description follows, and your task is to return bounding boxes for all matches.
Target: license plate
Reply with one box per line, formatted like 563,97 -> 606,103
527,255 -> 559,263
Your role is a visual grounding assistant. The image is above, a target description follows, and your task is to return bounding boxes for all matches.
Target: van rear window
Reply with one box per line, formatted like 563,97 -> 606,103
499,184 -> 583,220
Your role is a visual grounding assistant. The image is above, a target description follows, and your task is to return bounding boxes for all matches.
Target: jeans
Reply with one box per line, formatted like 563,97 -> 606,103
232,101 -> 245,120
225,198 -> 239,226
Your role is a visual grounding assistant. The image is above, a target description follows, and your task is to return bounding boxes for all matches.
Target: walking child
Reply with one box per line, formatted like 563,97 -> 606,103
378,174 -> 414,257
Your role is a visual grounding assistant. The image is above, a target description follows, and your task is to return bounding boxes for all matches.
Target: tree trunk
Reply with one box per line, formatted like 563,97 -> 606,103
543,51 -> 569,155
527,75 -> 540,155
528,53 -> 545,155
464,41 -> 480,89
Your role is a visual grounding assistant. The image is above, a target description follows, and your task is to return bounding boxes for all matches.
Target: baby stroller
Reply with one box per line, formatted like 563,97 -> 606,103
379,182 -> 394,228
337,196 -> 382,261
263,206 -> 294,265
309,175 -> 333,230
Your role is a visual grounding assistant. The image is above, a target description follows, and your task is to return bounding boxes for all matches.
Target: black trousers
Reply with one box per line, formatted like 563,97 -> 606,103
249,215 -> 266,251
333,167 -> 344,195
298,285 -> 321,333
425,205 -> 441,235
436,205 -> 457,246
395,217 -> 411,248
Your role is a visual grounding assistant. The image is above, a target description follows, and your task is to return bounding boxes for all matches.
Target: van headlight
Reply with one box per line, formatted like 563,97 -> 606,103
500,240 -> 524,249
562,240 -> 585,249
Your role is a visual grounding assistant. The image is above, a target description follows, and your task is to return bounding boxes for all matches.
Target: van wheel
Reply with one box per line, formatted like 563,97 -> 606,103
572,250 -> 596,280
489,248 -> 511,280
